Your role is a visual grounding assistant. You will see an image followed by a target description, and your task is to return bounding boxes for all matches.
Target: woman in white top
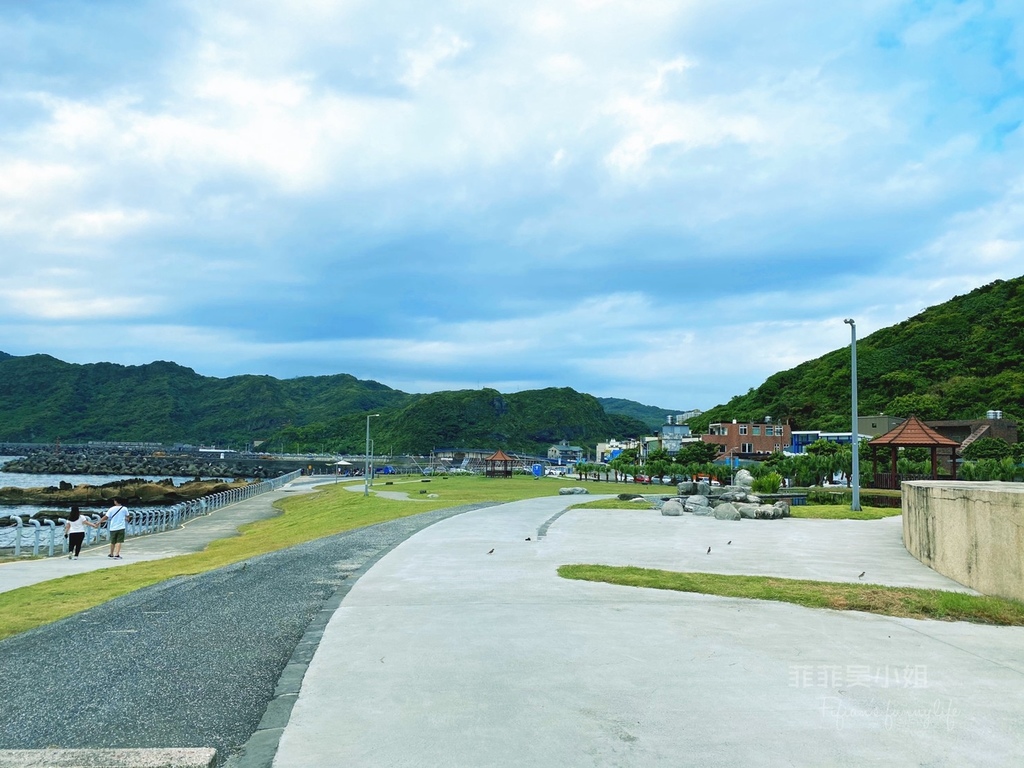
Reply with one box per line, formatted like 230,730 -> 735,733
63,505 -> 97,560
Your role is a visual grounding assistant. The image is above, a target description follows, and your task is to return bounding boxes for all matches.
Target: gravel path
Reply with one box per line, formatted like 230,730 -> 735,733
0,504 -> 488,764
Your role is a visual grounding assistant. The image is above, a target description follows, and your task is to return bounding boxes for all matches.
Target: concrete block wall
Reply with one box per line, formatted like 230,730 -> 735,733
903,480 -> 1024,602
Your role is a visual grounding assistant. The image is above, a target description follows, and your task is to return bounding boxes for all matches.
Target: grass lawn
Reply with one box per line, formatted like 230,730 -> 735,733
790,504 -> 901,520
568,498 -> 656,510
558,565 -> 1024,626
0,475 -> 571,641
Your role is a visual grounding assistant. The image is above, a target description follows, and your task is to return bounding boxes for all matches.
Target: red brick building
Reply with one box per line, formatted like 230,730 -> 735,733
701,419 -> 790,459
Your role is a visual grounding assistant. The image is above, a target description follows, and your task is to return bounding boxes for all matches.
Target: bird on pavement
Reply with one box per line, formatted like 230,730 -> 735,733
525,537 -> 531,541
488,548 -> 495,554
727,541 -> 732,545
707,546 -> 712,554
858,571 -> 865,578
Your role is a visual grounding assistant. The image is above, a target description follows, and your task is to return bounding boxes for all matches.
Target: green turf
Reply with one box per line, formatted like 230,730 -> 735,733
558,565 -> 1024,625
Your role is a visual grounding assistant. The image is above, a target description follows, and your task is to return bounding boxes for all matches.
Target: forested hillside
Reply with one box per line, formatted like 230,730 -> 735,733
376,388 -> 646,455
0,356 -> 648,454
597,397 -> 686,430
0,354 -> 414,445
689,276 -> 1024,433
4,275 -> 1021,453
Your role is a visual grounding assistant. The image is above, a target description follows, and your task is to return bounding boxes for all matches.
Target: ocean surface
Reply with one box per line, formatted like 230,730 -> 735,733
0,455 -> 228,521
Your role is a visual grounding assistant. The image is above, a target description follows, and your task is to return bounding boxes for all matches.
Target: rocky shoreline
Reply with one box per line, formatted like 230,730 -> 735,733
0,477 -> 254,521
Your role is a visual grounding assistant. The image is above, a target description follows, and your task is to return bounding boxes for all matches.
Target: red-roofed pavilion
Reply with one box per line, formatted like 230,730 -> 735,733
484,449 -> 515,478
868,415 -> 959,489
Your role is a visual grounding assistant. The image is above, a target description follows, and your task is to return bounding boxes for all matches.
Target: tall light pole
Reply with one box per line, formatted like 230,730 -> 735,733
844,319 -> 861,511
364,414 -> 380,497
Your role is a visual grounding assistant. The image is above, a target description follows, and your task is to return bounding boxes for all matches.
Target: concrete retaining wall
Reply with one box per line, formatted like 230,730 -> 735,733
903,480 -> 1024,602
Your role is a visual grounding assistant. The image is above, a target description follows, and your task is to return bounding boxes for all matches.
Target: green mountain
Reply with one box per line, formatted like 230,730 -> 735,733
0,355 -> 648,455
378,388 -> 649,455
597,398 -> 689,430
688,276 -> 1024,433
0,355 -> 414,445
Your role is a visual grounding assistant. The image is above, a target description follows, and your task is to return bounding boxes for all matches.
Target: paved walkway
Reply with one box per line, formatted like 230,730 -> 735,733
0,476 -> 344,593
270,501 -> 1024,768
5,486 -> 1024,766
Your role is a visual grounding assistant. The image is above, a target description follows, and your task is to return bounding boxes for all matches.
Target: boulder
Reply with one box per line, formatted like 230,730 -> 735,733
714,502 -> 741,521
661,499 -> 685,516
695,481 -> 711,496
676,481 -> 697,496
735,503 -> 761,519
735,469 -> 754,488
755,504 -> 785,519
558,487 -> 589,495
683,495 -> 710,514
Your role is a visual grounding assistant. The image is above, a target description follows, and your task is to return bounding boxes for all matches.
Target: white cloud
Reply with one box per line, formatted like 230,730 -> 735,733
2,0 -> 1023,412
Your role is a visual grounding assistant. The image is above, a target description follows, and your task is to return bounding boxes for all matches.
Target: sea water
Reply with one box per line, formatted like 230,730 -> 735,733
0,456 -> 229,544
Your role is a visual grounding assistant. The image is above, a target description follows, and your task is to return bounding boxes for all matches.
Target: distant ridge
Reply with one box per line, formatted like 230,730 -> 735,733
597,398 -> 691,430
0,354 -> 649,454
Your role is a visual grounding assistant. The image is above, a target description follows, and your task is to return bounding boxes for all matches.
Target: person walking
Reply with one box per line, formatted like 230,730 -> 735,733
63,505 -> 97,560
99,497 -> 130,559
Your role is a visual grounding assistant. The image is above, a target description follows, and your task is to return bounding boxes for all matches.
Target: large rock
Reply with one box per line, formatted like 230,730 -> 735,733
714,502 -> 742,520
695,481 -> 711,496
735,503 -> 761,519
676,481 -> 697,496
661,499 -> 685,516
558,487 -> 589,495
755,504 -> 784,519
683,495 -> 710,514
734,469 -> 754,488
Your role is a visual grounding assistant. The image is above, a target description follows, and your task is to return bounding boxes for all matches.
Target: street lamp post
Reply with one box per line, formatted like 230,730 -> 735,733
364,414 -> 380,497
844,319 -> 861,511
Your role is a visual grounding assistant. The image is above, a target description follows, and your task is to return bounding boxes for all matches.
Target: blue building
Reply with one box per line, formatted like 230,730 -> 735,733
789,431 -> 872,454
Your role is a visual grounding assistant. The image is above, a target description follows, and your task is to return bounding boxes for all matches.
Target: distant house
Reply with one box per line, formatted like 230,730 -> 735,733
595,438 -> 639,463
858,414 -> 905,437
701,418 -> 790,458
926,413 -> 1018,451
547,440 -> 584,464
657,415 -> 695,455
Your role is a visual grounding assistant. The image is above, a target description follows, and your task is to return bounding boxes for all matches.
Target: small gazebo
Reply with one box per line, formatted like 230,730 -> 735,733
484,449 -> 515,478
868,415 -> 959,489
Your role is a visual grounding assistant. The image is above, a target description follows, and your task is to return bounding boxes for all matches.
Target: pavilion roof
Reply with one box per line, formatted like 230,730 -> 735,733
868,415 -> 959,447
485,449 -> 515,461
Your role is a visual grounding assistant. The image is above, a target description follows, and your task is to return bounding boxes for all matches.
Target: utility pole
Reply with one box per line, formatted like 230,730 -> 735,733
844,319 -> 861,511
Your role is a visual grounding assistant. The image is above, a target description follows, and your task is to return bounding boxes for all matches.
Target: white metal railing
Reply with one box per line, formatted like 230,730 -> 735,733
0,470 -> 302,557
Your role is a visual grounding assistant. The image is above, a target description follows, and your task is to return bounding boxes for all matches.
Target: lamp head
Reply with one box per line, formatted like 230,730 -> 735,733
844,318 -> 855,326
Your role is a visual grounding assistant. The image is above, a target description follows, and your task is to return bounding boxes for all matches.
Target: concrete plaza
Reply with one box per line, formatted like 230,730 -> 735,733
272,498 -> 1024,767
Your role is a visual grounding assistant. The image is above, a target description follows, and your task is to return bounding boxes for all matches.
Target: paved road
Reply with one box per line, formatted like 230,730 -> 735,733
0,478 -> 488,764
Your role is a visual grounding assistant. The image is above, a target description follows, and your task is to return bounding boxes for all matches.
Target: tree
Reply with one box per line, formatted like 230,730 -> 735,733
962,437 -> 1011,461
646,459 -> 672,483
674,442 -> 720,466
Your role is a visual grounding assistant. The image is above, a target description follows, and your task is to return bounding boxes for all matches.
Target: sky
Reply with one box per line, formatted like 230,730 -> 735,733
1,0 -> 1023,412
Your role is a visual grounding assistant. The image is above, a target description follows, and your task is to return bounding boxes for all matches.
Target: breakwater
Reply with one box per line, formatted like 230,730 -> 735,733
1,447 -> 331,479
